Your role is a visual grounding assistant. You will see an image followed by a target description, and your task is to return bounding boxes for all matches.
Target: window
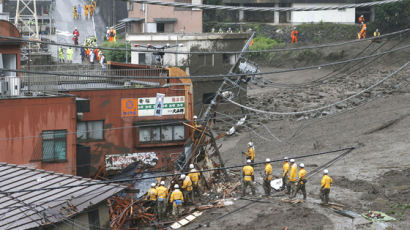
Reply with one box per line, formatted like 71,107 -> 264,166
157,23 -> 165,33
139,125 -> 185,143
138,53 -> 146,64
77,121 -> 104,141
42,130 -> 67,162
127,2 -> 134,11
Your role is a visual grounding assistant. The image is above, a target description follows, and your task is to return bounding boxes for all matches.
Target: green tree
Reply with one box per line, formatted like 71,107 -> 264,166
373,0 -> 410,32
101,41 -> 131,63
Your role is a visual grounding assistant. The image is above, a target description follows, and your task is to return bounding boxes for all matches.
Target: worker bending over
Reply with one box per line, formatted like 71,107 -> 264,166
181,174 -> 193,203
156,181 -> 168,220
263,158 -> 272,196
291,27 -> 298,44
170,184 -> 184,217
244,142 -> 255,162
320,169 -> 333,205
293,163 -> 307,200
146,183 -> 158,215
188,164 -> 201,201
288,159 -> 297,196
242,160 -> 256,196
281,157 -> 289,191
374,29 -> 381,37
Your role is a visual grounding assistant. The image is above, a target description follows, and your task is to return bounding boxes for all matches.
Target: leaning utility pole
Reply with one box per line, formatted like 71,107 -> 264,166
15,0 -> 39,40
175,32 -> 256,176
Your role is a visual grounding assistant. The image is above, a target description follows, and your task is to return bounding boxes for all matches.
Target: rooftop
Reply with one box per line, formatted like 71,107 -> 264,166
0,163 -> 126,229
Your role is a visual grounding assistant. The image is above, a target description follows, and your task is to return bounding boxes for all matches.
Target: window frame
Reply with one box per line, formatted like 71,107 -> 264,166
76,120 -> 105,142
41,130 -> 67,163
138,124 -> 186,144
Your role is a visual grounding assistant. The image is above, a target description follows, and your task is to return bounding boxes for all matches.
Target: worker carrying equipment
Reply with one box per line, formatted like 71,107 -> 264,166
263,158 -> 273,196
181,174 -> 194,203
156,181 -> 168,220
291,27 -> 299,44
320,169 -> 333,205
188,164 -> 201,201
242,160 -> 256,196
170,184 -> 184,217
287,159 -> 297,196
293,163 -> 307,199
244,142 -> 255,162
281,157 -> 289,191
146,183 -> 158,215
358,22 -> 367,40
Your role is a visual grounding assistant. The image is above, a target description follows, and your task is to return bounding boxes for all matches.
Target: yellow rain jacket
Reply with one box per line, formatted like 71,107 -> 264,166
246,147 -> 255,161
282,162 -> 289,177
243,165 -> 254,182
170,189 -> 184,206
321,175 -> 333,189
182,177 -> 193,191
298,168 -> 307,184
265,163 -> 272,181
288,164 -> 297,182
147,187 -> 157,201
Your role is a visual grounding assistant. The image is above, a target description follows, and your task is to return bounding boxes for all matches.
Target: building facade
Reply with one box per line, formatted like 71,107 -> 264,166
0,20 -> 21,76
125,0 -> 202,33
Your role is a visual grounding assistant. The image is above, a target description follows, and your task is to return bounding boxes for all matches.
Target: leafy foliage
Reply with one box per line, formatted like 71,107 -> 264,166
101,41 -> 131,63
373,0 -> 410,32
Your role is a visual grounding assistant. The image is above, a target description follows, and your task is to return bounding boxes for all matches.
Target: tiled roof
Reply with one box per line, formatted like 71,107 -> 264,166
0,163 -> 126,229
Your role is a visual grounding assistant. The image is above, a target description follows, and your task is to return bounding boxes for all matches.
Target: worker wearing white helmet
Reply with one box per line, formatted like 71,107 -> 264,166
188,164 -> 201,200
287,159 -> 298,196
170,183 -> 184,217
320,169 -> 333,205
156,181 -> 168,219
242,159 -> 256,196
181,173 -> 193,204
263,158 -> 273,196
146,182 -> 158,215
293,163 -> 307,199
281,157 -> 290,191
244,141 -> 255,163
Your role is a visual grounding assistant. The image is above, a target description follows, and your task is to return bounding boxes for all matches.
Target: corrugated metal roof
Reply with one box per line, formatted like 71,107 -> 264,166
0,163 -> 126,229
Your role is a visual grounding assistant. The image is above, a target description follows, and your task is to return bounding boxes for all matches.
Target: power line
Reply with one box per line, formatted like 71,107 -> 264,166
225,61 -> 410,115
0,147 -> 354,194
1,43 -> 409,81
130,0 -> 401,12
1,28 -> 409,54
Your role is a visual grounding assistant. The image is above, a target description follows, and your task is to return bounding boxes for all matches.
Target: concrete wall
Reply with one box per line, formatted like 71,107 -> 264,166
292,3 -> 355,24
128,0 -> 202,33
0,96 -> 77,175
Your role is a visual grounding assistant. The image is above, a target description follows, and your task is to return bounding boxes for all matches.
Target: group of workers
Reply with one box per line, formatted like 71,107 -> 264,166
357,15 -> 381,40
241,142 -> 333,205
58,47 -> 74,63
146,164 -> 201,219
73,1 -> 96,20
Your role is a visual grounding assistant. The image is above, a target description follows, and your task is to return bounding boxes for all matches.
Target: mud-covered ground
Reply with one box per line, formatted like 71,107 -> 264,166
182,36 -> 410,229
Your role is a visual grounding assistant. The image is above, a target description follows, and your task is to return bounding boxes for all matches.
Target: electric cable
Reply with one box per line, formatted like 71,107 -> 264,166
225,61 -> 409,115
131,0 -> 400,12
0,147 -> 355,194
1,27 -> 409,54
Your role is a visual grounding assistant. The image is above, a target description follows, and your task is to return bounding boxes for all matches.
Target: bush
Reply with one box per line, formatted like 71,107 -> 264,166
101,41 -> 131,63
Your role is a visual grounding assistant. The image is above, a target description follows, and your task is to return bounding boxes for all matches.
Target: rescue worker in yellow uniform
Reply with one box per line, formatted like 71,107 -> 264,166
242,159 -> 256,196
287,159 -> 297,196
170,184 -> 184,217
83,4 -> 89,19
293,163 -> 307,200
244,142 -> 255,162
188,164 -> 201,201
281,157 -> 289,191
263,158 -> 272,196
73,6 -> 78,20
180,174 -> 193,204
156,181 -> 168,220
320,169 -> 333,205
146,183 -> 158,215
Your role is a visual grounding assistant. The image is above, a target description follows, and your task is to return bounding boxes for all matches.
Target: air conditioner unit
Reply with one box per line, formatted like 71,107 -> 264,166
5,76 -> 20,96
